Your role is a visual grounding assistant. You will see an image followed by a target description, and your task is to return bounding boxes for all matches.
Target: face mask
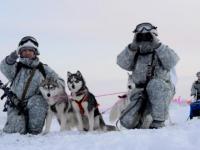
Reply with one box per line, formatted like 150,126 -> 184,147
19,57 -> 39,68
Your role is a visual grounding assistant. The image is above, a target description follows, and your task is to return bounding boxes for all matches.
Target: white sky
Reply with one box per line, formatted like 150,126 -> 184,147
0,0 -> 200,99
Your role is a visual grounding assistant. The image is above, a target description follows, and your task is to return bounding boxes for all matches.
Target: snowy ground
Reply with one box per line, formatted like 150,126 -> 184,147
0,99 -> 200,150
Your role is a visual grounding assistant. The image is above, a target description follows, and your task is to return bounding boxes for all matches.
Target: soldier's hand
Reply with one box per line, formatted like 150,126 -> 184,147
11,50 -> 19,57
129,41 -> 139,51
18,101 -> 27,111
6,50 -> 19,64
15,49 -> 20,55
151,34 -> 161,49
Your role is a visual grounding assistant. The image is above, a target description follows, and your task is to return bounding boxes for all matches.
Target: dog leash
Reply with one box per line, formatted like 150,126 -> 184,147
50,93 -> 68,103
95,92 -> 126,98
100,95 -> 128,114
100,107 -> 113,114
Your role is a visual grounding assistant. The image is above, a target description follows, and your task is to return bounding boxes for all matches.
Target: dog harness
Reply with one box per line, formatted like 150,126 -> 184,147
72,94 -> 88,115
72,94 -> 99,115
50,93 -> 68,104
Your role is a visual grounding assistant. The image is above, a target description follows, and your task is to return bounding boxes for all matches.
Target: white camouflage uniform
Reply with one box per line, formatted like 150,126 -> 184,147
0,39 -> 64,134
117,23 -> 179,128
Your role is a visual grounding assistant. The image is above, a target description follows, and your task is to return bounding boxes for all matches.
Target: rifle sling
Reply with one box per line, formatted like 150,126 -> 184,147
21,68 -> 36,100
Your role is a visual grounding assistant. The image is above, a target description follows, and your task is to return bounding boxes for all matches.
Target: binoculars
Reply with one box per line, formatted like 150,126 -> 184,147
136,32 -> 153,42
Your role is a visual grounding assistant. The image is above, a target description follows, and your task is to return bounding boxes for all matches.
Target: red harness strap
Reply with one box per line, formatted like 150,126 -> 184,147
73,95 -> 88,115
72,94 -> 100,115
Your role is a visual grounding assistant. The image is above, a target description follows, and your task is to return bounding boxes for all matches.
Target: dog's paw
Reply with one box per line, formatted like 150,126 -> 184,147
42,131 -> 49,135
60,128 -> 66,132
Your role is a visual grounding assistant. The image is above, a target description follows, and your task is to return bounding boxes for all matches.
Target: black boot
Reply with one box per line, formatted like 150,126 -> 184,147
149,120 -> 165,129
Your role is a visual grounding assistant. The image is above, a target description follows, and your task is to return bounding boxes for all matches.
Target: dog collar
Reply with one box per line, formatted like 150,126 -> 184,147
74,87 -> 88,97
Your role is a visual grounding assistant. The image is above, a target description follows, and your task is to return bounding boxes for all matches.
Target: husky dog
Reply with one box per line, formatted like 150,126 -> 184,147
39,77 -> 76,133
67,71 -> 116,131
109,73 -> 133,124
109,73 -> 152,129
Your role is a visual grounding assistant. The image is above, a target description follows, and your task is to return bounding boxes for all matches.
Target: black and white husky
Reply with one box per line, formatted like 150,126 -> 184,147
40,77 -> 76,133
67,71 -> 116,131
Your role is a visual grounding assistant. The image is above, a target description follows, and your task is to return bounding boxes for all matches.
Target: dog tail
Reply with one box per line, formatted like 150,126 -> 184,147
104,125 -> 117,131
109,103 -> 121,123
99,115 -> 117,131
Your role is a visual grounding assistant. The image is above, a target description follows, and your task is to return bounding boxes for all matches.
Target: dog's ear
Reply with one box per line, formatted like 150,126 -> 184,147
67,71 -> 72,78
40,79 -> 45,86
40,81 -> 43,86
76,70 -> 82,77
127,72 -> 132,79
54,78 -> 58,84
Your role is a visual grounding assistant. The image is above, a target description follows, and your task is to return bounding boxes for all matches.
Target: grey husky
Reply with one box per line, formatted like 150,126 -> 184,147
39,77 -> 76,133
67,70 -> 116,131
109,73 -> 134,124
109,73 -> 153,129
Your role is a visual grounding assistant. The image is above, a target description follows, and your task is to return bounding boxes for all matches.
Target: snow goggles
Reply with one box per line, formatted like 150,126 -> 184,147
18,36 -> 39,47
133,23 -> 157,33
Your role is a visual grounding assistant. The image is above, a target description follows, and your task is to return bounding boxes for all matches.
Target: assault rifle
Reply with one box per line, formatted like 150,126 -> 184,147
0,80 -> 27,113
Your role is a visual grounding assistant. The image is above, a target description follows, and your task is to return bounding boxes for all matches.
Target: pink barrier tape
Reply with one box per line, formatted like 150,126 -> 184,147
100,96 -> 193,115
172,96 -> 192,105
94,91 -> 193,107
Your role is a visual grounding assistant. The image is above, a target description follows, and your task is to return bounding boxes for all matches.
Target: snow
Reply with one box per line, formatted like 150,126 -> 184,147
0,97 -> 200,150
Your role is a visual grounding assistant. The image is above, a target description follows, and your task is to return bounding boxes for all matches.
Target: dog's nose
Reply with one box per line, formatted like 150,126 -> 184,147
72,85 -> 75,89
47,93 -> 51,97
128,85 -> 132,89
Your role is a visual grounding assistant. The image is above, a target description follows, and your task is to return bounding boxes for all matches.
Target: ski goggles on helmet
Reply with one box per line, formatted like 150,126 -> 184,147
18,36 -> 39,47
133,23 -> 157,33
